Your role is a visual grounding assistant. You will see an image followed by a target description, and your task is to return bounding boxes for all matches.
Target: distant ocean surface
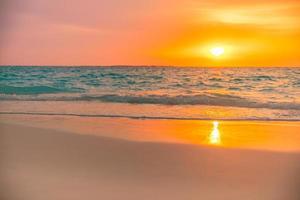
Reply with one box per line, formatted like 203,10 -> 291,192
1,66 -> 300,120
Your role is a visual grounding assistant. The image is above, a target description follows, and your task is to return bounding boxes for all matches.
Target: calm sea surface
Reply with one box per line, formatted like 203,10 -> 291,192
1,66 -> 300,120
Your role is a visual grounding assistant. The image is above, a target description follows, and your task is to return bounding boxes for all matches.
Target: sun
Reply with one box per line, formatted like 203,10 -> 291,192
210,47 -> 225,57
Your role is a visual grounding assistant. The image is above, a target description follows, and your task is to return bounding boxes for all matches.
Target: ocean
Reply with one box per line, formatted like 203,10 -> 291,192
1,66 -> 300,121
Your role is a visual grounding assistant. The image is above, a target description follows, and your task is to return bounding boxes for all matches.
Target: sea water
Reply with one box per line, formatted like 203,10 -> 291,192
0,66 -> 299,120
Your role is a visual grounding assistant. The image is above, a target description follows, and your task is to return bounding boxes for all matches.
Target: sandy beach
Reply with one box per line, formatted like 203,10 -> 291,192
2,0 -> 300,198
1,120 -> 300,200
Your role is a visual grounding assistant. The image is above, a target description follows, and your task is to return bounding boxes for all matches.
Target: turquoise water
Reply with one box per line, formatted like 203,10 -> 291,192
1,66 -> 300,120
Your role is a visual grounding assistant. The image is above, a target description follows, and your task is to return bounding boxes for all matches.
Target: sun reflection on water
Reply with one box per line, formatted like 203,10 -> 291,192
209,121 -> 221,145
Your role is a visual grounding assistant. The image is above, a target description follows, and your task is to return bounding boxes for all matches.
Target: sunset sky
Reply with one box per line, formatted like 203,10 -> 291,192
1,0 -> 300,66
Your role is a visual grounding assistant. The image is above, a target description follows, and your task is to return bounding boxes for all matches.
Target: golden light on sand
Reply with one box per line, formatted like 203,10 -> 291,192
209,121 -> 221,145
210,47 -> 225,57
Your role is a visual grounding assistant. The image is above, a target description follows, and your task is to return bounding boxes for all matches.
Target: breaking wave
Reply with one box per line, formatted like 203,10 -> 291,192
1,93 -> 300,110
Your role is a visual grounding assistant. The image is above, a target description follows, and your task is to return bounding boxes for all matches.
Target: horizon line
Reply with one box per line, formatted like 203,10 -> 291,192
0,65 -> 299,68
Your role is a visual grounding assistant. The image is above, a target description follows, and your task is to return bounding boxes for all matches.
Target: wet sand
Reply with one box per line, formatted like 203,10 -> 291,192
1,120 -> 300,200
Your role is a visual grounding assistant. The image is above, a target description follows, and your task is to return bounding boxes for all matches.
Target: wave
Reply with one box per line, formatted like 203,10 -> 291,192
1,93 -> 300,110
0,111 -> 299,121
85,94 -> 300,110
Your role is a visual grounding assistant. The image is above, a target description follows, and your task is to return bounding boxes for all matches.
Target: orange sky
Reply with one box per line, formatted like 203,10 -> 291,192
1,0 -> 300,66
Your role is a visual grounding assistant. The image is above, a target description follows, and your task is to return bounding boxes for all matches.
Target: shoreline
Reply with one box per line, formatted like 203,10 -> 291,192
1,112 -> 300,121
1,100 -> 300,122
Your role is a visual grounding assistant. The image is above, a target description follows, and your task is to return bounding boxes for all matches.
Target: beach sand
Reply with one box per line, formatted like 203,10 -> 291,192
1,120 -> 300,200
